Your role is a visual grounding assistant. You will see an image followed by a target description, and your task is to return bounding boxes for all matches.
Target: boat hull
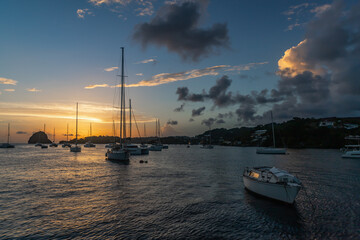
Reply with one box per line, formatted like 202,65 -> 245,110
70,146 -> 81,152
243,176 -> 300,204
149,145 -> 162,151
107,151 -> 130,161
256,147 -> 286,154
140,148 -> 149,155
0,143 -> 15,148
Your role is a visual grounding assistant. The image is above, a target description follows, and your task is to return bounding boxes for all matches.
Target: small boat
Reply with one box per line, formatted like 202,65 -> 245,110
84,142 -> 96,148
41,145 -> 48,149
243,166 -> 302,204
70,103 -> 81,153
162,145 -> 169,149
256,111 -> 287,154
342,150 -> 360,158
149,144 -> 162,151
124,143 -> 142,155
49,128 -> 58,147
105,143 -> 115,148
149,119 -> 163,151
0,123 -> 15,148
105,47 -> 129,162
62,124 -> 71,147
35,143 -> 42,147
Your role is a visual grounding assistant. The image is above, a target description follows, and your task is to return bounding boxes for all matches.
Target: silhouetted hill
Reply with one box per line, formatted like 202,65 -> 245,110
28,131 -> 52,144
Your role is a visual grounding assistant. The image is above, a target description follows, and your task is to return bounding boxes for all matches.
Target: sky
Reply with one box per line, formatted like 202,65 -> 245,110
1,0 -> 360,142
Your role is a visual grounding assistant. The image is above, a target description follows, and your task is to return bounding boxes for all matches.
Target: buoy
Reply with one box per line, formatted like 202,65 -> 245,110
145,161 -> 148,163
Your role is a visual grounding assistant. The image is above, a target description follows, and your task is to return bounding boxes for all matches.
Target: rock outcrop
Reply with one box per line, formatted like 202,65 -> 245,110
28,131 -> 52,144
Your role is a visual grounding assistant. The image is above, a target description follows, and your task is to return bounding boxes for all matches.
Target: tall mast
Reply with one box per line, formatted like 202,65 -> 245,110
144,123 -> 146,137
155,119 -> 157,137
7,123 -> 10,144
67,123 -> 69,142
53,128 -> 55,142
76,102 -> 78,145
112,120 -> 116,143
129,99 -> 132,142
271,111 -> 276,148
90,123 -> 92,136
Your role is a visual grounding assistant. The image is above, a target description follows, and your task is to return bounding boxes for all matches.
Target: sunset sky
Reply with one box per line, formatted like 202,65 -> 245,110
1,0 -> 360,142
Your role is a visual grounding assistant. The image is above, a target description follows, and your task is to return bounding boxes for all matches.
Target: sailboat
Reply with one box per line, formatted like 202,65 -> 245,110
149,119 -> 163,151
70,103 -> 81,152
256,111 -> 286,154
105,120 -> 116,148
105,47 -> 130,161
62,124 -> 71,147
84,123 -> 96,147
123,99 -> 144,155
49,128 -> 58,147
0,123 -> 15,148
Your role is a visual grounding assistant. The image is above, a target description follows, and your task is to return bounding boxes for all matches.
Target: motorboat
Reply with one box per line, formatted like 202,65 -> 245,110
342,150 -> 360,158
70,103 -> 81,153
243,166 -> 302,204
0,123 -> 15,148
256,111 -> 287,154
256,147 -> 286,154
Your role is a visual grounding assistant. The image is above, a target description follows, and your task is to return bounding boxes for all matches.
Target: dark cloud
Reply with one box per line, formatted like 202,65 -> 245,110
217,112 -> 233,119
16,131 -> 27,134
201,117 -> 216,128
174,103 -> 185,112
133,1 -> 229,61
192,106 -> 206,117
176,87 -> 189,101
216,119 -> 225,124
167,120 -> 178,125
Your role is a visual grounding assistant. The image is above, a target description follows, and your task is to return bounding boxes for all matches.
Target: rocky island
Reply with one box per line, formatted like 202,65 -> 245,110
28,131 -> 52,144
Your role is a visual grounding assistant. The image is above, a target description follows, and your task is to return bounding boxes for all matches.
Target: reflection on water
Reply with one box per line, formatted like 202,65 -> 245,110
0,145 -> 359,239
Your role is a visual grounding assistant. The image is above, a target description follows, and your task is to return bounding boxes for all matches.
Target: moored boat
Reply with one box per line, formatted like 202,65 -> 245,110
0,123 -> 15,148
243,166 -> 302,204
70,103 -> 81,153
342,150 -> 360,158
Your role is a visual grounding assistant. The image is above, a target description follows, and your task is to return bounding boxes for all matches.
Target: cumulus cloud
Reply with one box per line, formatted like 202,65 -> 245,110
27,88 -> 41,92
0,77 -> 17,85
77,9 -> 94,18
192,106 -> 205,117
201,117 -> 215,128
133,1 -> 229,61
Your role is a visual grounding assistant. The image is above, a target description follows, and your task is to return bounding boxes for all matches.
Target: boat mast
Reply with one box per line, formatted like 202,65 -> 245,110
112,120 -> 115,143
53,128 -> 55,142
67,123 -> 69,142
129,99 -> 132,142
271,111 -> 276,148
7,123 -> 10,144
76,102 -> 78,146
144,123 -> 146,137
90,123 -> 92,136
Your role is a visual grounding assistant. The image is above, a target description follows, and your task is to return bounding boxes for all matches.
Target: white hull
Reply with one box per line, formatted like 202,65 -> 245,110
243,176 -> 300,204
106,150 -> 130,161
70,146 -> 81,152
342,150 -> 360,158
256,147 -> 286,154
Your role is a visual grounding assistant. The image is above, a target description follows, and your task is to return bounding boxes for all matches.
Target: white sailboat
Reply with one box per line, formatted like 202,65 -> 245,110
0,123 -> 15,148
243,166 -> 302,204
256,111 -> 286,154
70,103 -> 81,152
106,47 -> 130,161
49,128 -> 58,147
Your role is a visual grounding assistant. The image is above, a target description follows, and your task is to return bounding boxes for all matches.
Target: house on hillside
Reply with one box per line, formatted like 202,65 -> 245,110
319,121 -> 334,128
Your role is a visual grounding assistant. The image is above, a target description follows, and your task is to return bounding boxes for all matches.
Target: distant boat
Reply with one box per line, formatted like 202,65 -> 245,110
70,103 -> 81,152
84,123 -> 96,148
342,150 -> 360,158
106,47 -> 129,161
256,111 -> 286,154
41,145 -> 48,149
243,166 -> 302,204
62,124 -> 71,148
0,123 -> 15,148
149,119 -> 163,151
49,128 -> 58,147
201,129 -> 214,149
35,143 -> 42,147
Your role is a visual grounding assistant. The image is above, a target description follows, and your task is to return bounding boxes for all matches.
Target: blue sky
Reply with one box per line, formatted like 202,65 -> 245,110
1,0 -> 359,142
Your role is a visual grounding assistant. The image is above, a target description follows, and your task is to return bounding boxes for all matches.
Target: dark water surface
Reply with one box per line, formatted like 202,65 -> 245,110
0,145 -> 359,239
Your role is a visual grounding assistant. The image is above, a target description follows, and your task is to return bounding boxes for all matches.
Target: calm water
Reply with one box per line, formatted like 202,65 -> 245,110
0,145 -> 359,239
